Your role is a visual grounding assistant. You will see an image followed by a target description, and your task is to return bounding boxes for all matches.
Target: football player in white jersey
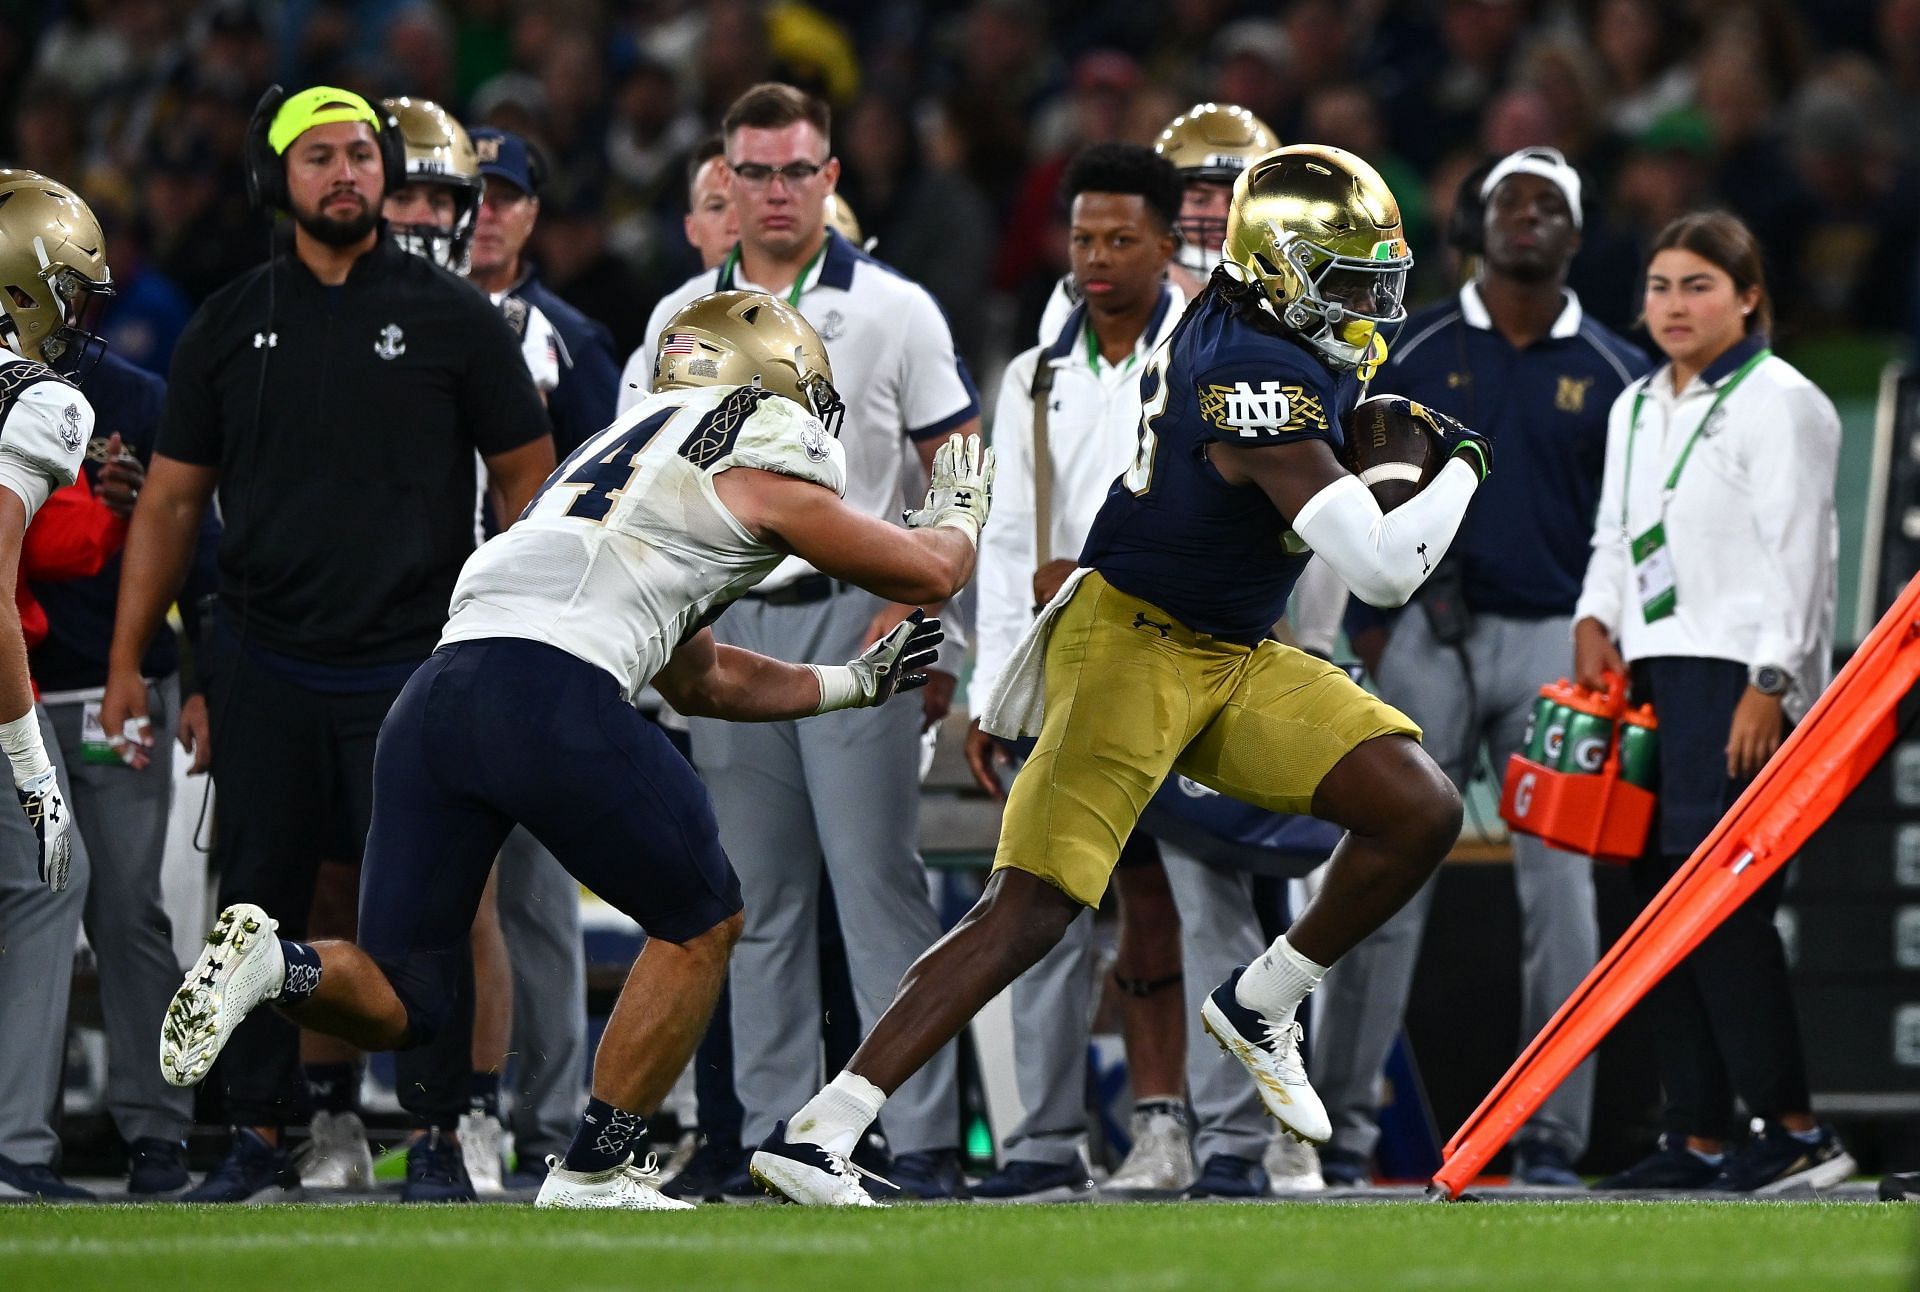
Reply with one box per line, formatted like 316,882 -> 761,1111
159,290 -> 993,1211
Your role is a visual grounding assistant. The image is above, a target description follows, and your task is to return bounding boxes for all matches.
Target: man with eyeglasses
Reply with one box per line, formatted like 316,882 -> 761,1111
618,81 -> 979,1200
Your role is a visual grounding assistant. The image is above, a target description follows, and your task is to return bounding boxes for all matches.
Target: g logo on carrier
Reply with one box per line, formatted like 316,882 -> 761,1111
1512,772 -> 1536,820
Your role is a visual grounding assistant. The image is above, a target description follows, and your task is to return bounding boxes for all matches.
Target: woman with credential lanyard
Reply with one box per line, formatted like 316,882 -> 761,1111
1571,211 -> 1855,1193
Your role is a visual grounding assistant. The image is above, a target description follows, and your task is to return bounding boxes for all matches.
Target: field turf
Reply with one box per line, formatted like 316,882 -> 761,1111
3,1200 -> 1914,1292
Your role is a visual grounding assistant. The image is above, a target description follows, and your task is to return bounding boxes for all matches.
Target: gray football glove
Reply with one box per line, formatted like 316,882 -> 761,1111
17,766 -> 72,891
904,432 -> 995,542
810,611 -> 946,713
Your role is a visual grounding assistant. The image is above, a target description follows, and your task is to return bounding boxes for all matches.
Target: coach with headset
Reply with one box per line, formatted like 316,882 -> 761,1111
102,85 -> 553,1203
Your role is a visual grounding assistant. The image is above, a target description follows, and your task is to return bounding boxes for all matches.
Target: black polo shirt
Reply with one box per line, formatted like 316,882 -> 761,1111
159,235 -> 548,669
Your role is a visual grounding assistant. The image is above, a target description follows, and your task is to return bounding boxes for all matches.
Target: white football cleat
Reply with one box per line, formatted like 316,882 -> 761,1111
1200,967 -> 1331,1145
457,1110 -> 510,1196
298,1110 -> 375,1190
1264,1130 -> 1326,1194
160,903 -> 286,1088
749,1121 -> 885,1207
1102,1107 -> 1195,1197
535,1154 -> 694,1210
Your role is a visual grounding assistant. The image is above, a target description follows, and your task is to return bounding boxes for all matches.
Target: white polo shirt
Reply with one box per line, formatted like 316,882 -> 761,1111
1574,337 -> 1839,719
619,229 -> 978,589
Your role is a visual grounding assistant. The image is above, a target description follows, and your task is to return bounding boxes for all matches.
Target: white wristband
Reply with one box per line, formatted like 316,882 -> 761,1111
806,664 -> 863,715
0,708 -> 51,785
933,513 -> 982,545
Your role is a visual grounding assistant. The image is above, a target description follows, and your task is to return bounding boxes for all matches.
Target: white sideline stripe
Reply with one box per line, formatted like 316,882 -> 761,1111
0,1231 -> 878,1258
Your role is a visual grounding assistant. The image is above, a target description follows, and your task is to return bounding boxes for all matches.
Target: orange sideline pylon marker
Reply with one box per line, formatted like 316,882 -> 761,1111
1430,571 -> 1920,1199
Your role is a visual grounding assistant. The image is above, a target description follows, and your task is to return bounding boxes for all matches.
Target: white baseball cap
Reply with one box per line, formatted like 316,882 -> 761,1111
1480,146 -> 1583,227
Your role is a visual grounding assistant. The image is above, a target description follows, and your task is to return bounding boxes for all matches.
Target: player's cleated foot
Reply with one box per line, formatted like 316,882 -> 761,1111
1708,1122 -> 1855,1194
1264,1132 -> 1325,1194
456,1110 -> 511,1196
749,1120 -> 886,1207
1102,1103 -> 1194,1197
1878,1171 -> 1920,1201
973,1157 -> 1097,1203
160,904 -> 285,1088
1183,1153 -> 1269,1199
1591,1135 -> 1721,1191
1200,967 -> 1330,1145
126,1138 -> 190,1197
297,1110 -> 374,1191
535,1153 -> 694,1210
182,1128 -> 302,1204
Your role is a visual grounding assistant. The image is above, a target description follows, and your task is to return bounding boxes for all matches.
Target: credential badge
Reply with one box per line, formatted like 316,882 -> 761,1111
374,324 -> 407,361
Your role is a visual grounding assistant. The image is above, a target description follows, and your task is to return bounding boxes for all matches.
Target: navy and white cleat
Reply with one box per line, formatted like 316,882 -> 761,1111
749,1121 -> 886,1207
535,1154 -> 694,1210
160,903 -> 286,1088
1200,966 -> 1331,1146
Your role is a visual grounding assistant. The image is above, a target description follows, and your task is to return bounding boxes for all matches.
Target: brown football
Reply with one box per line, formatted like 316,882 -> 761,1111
1339,394 -> 1444,512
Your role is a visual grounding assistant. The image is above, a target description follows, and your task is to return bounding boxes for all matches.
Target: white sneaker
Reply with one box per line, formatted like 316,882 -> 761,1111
298,1111 -> 374,1191
160,904 -> 286,1088
1200,968 -> 1331,1145
748,1120 -> 885,1207
1103,1108 -> 1195,1196
457,1111 -> 510,1196
1264,1132 -> 1325,1194
536,1153 -> 693,1210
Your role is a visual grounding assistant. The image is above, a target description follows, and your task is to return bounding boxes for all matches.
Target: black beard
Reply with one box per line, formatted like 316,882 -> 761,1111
293,199 -> 379,247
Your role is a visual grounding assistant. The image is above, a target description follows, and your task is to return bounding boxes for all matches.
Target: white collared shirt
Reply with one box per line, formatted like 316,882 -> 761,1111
1573,344 -> 1839,719
969,287 -> 1184,711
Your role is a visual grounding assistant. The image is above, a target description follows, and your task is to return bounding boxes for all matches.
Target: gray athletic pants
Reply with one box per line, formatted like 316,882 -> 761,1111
1001,841 -> 1267,1168
44,678 -> 192,1146
0,706 -> 90,1166
1313,610 -> 1597,1161
690,585 -> 959,1154
495,826 -> 586,1161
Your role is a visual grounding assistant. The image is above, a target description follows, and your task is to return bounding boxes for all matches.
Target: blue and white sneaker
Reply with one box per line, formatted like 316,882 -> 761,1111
1200,967 -> 1331,1145
536,1154 -> 694,1210
161,904 -> 286,1088
972,1157 -> 1096,1203
749,1120 -> 886,1207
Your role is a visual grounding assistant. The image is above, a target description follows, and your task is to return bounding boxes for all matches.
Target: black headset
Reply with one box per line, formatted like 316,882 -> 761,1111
244,84 -> 407,215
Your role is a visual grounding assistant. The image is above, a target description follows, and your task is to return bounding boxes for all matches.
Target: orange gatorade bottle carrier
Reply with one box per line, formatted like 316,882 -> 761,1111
1498,673 -> 1656,864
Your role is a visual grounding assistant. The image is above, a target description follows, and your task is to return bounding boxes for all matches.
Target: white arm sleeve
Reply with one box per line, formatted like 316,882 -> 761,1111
1290,458 -> 1479,609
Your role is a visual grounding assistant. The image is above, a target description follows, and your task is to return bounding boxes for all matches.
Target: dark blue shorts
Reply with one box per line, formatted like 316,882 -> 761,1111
357,637 -> 743,1039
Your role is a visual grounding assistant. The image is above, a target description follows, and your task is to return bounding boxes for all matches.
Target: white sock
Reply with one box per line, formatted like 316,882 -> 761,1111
1235,935 -> 1328,1028
788,1070 -> 886,1158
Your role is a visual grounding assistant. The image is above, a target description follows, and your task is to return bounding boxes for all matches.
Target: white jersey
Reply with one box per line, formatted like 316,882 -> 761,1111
440,382 -> 846,702
0,351 -> 89,520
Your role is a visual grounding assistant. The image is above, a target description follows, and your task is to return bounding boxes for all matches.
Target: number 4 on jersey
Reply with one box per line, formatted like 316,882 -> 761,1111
522,408 -> 676,523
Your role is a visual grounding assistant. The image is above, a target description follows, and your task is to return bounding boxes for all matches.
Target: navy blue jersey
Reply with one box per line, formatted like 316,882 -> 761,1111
1081,285 -> 1360,645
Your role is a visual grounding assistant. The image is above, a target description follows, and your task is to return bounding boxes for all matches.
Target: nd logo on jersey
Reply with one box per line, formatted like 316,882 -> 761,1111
1198,381 -> 1324,438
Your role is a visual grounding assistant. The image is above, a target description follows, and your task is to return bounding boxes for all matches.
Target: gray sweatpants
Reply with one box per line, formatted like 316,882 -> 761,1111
0,706 -> 90,1165
496,826 -> 586,1162
1313,610 -> 1597,1160
690,586 -> 958,1154
44,679 -> 193,1146
999,841 -> 1268,1167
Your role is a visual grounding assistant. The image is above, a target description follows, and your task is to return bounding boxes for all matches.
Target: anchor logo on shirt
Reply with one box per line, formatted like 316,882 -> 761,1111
373,324 -> 407,361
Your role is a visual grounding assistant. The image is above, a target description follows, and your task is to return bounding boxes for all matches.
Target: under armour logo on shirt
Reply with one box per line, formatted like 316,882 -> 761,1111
253,332 -> 278,349
1132,611 -> 1172,638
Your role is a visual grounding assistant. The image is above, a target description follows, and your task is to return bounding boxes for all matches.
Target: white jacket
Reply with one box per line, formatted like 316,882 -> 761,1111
1573,343 -> 1839,721
969,287 -> 1183,714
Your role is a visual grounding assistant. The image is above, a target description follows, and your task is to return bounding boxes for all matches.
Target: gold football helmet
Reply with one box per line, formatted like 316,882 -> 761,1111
380,97 -> 481,272
0,170 -> 113,377
654,290 -> 845,435
1222,144 -> 1411,374
824,193 -> 863,245
1156,102 -> 1278,274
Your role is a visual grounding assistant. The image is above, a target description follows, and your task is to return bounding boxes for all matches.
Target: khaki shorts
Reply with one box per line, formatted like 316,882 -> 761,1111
993,572 -> 1420,907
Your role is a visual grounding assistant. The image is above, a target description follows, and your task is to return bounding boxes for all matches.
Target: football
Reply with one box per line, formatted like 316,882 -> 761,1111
1339,394 -> 1446,511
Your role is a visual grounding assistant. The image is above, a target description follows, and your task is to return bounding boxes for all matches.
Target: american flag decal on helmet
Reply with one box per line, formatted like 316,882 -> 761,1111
661,333 -> 698,356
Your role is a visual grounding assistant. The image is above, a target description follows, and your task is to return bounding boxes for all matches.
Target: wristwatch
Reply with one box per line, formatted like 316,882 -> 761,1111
1750,664 -> 1791,697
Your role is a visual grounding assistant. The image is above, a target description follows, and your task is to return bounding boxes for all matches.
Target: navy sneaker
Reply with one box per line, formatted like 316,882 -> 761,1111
663,1137 -> 749,1201
1512,1141 -> 1583,1187
1183,1153 -> 1269,1199
868,1149 -> 971,1201
971,1157 -> 1096,1203
0,1152 -> 96,1201
1878,1171 -> 1920,1201
1592,1135 -> 1723,1191
1710,1123 -> 1855,1194
126,1138 -> 190,1196
1318,1147 -> 1371,1188
182,1129 -> 301,1203
402,1128 -> 477,1202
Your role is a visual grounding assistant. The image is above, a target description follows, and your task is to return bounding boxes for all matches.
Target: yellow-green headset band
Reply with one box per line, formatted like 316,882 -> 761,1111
267,86 -> 383,155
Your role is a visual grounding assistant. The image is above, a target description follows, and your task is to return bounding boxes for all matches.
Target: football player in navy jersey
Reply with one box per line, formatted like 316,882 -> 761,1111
755,145 -> 1497,1207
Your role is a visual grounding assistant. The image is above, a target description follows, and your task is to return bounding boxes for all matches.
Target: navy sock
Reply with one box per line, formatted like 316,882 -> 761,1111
467,1071 -> 501,1121
563,1097 -> 646,1174
278,939 -> 323,1005
304,1062 -> 359,1115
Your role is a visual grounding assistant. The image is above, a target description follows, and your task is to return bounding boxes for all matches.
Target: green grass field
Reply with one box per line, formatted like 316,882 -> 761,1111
3,1202 -> 1914,1292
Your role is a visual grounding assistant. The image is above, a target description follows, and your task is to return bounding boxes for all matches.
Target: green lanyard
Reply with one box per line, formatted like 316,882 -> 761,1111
1084,320 -> 1139,374
717,240 -> 828,306
1621,347 -> 1770,529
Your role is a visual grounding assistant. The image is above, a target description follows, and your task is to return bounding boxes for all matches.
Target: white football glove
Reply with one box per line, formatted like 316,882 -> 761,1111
904,432 -> 995,542
17,766 -> 72,892
809,611 -> 946,714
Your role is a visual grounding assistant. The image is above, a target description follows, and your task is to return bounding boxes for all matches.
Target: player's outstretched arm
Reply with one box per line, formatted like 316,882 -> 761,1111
654,617 -> 943,722
1212,435 -> 1483,609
